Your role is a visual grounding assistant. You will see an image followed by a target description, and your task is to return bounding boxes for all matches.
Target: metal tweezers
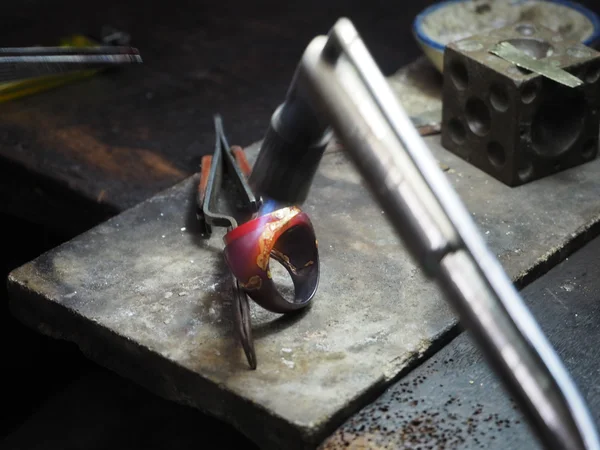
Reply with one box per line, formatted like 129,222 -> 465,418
197,115 -> 261,368
0,46 -> 142,83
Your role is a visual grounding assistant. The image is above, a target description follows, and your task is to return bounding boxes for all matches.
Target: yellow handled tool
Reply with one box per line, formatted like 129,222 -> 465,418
0,32 -> 141,103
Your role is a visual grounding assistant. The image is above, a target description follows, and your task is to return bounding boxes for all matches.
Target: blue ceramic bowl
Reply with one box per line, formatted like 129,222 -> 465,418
413,0 -> 600,71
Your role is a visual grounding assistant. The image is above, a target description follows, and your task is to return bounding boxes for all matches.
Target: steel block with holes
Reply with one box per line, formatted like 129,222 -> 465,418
441,23 -> 600,186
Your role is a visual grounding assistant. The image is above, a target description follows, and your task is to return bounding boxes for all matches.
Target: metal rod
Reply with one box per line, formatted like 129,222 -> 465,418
319,19 -> 600,450
253,18 -> 600,450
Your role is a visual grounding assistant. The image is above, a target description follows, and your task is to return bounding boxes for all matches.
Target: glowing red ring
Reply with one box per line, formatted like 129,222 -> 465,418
223,206 -> 319,314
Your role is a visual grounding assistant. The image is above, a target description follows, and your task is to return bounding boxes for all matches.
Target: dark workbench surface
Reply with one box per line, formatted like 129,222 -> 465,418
5,223 -> 600,450
2,0 -> 600,449
0,0 -> 434,236
322,233 -> 600,449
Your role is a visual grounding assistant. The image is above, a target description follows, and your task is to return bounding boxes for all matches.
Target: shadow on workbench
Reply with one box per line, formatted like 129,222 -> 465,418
2,369 -> 258,450
0,213 -> 90,435
0,212 -> 256,449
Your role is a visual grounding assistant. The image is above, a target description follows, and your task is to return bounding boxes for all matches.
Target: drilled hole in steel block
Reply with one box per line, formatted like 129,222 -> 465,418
475,2 -> 490,14
490,83 -> 509,112
531,92 -> 586,158
585,65 -> 600,84
466,97 -> 491,136
448,118 -> 467,144
449,60 -> 468,90
521,82 -> 539,104
518,160 -> 534,182
519,126 -> 529,139
503,38 -> 554,59
582,139 -> 598,159
487,142 -> 506,168
515,24 -> 537,36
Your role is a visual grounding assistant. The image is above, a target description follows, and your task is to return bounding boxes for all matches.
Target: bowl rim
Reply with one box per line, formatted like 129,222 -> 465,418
413,0 -> 600,51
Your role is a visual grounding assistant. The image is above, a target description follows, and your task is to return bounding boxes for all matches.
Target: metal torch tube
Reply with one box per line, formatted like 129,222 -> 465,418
290,18 -> 599,450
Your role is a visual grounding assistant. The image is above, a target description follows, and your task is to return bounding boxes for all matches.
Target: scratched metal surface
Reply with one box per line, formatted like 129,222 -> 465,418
8,135 -> 600,449
321,233 -> 600,450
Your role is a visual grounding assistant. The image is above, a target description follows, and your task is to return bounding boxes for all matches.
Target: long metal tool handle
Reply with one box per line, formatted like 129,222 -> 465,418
199,115 -> 261,236
200,115 -> 234,232
0,47 -> 142,83
218,120 -> 260,215
296,19 -> 599,450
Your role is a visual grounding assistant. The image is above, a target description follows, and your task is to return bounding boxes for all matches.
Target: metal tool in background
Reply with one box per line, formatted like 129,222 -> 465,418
441,22 -> 600,187
198,116 -> 320,370
0,46 -> 141,82
248,18 -> 600,450
0,28 -> 141,103
197,115 -> 260,369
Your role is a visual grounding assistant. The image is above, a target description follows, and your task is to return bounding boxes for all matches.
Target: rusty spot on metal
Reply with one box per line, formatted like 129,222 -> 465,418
53,126 -> 185,180
2,111 -> 185,182
320,367 -> 521,450
321,433 -> 389,449
417,123 -> 442,136
271,248 -> 292,267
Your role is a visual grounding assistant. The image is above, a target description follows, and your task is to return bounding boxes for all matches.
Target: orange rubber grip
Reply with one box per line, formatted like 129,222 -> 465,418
198,155 -> 212,206
231,146 -> 252,178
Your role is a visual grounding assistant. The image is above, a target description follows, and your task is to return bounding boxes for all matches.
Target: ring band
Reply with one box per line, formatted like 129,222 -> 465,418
223,206 -> 319,314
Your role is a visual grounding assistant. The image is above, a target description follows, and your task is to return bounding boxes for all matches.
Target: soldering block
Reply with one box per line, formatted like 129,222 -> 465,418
441,23 -> 600,186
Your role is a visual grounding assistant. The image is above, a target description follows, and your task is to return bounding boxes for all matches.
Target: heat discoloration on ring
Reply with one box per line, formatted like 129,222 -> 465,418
223,205 -> 319,315
241,275 -> 262,291
272,248 -> 300,275
256,207 -> 301,270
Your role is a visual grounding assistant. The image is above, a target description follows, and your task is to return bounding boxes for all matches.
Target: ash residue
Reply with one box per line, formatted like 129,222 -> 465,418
322,362 -> 524,449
